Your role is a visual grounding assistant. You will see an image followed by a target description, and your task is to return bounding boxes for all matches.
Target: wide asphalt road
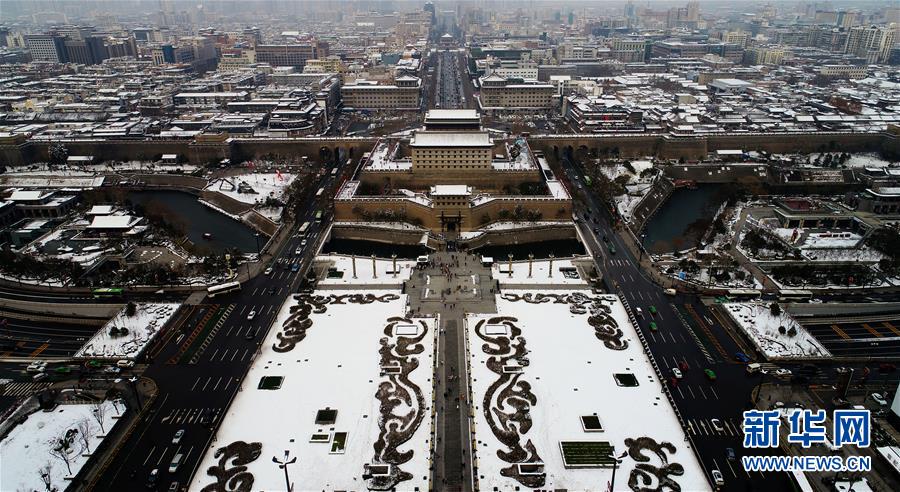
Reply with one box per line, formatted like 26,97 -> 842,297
94,172 -> 337,492
560,154 -> 795,491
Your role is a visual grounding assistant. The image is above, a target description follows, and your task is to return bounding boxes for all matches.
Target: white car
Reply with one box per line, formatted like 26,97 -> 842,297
774,368 -> 793,377
116,360 -> 135,368
712,469 -> 725,487
264,267 -> 273,275
672,368 -> 683,379
247,310 -> 256,320
172,429 -> 185,445
870,393 -> 888,406
26,361 -> 47,373
711,418 -> 724,432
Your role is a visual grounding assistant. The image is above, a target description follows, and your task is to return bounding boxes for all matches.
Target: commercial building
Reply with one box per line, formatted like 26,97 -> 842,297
24,34 -> 67,63
341,75 -> 421,109
256,42 -> 327,68
478,74 -> 555,109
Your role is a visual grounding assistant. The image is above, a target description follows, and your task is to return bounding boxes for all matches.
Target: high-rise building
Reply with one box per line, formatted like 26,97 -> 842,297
256,41 -> 327,68
24,34 -> 67,62
845,25 -> 895,63
64,36 -> 107,65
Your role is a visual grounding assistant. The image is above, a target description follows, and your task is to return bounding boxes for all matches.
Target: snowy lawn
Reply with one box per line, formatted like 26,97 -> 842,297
723,302 -> 830,360
190,290 -> 435,491
492,258 -> 589,286
316,254 -> 416,286
467,291 -> 708,491
0,400 -> 125,492
205,173 -> 296,205
75,303 -> 179,359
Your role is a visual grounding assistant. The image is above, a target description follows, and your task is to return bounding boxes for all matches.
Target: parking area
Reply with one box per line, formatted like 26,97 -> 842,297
801,316 -> 900,358
0,313 -> 103,358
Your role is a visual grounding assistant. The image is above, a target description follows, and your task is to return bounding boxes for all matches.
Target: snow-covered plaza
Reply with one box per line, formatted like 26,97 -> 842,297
189,289 -> 436,491
467,290 -> 709,491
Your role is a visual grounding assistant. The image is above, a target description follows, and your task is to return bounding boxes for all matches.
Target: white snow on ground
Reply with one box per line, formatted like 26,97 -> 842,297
75,303 -> 179,359
467,292 -> 708,491
0,400 -> 124,492
205,173 -> 296,205
190,291 -> 435,491
492,258 -> 589,286
316,254 -> 416,286
615,183 -> 653,220
723,302 -> 830,360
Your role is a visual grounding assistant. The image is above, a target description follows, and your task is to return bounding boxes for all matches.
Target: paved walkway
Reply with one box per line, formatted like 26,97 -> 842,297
406,251 -> 496,492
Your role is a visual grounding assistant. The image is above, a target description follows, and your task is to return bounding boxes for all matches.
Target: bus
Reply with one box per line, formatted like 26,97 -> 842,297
315,187 -> 325,197
315,211 -> 323,222
92,287 -> 124,298
208,281 -> 241,297
727,288 -> 762,300
778,289 -> 814,302
298,222 -> 311,234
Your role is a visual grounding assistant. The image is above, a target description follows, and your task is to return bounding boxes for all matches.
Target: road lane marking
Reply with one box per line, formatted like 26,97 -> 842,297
687,386 -> 696,398
224,325 -> 234,336
29,343 -> 49,357
190,377 -> 201,391
238,305 -> 247,316
241,348 -> 249,361
709,386 -> 720,400
220,349 -> 229,361
213,377 -> 222,391
208,348 -> 219,361
202,377 -> 212,391
698,385 -> 708,399
142,446 -> 157,466
832,324 -> 850,339
863,323 -> 883,338
883,321 -> 900,337
231,349 -> 239,361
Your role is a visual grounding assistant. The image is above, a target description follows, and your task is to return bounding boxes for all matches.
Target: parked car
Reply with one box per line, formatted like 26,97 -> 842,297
648,321 -> 658,332
672,368 -> 683,379
635,307 -> 643,318
168,482 -> 180,492
678,360 -> 690,372
774,368 -> 793,377
247,310 -> 256,320
104,366 -> 121,374
264,267 -> 273,275
879,363 -> 897,373
870,393 -> 888,406
704,369 -> 717,381
648,305 -> 657,315
711,418 -> 724,432
734,352 -> 750,363
117,360 -> 135,368
726,448 -> 736,460
664,288 -> 677,296
172,429 -> 184,445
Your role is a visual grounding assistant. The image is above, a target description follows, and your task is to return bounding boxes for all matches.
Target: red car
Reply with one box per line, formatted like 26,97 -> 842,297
879,363 -> 897,373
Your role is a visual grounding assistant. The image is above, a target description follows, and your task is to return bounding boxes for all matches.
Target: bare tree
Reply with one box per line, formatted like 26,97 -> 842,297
37,462 -> 55,491
49,431 -> 75,475
91,401 -> 107,434
76,419 -> 93,454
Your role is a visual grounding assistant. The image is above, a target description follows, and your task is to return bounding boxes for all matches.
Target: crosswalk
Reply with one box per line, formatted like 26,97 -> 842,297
159,407 -> 222,426
687,417 -> 743,437
0,381 -> 51,397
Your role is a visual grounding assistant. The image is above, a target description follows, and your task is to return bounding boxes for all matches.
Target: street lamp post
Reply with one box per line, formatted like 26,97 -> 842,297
639,233 -> 647,262
128,376 -> 142,411
609,450 -> 629,491
272,450 -> 297,492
